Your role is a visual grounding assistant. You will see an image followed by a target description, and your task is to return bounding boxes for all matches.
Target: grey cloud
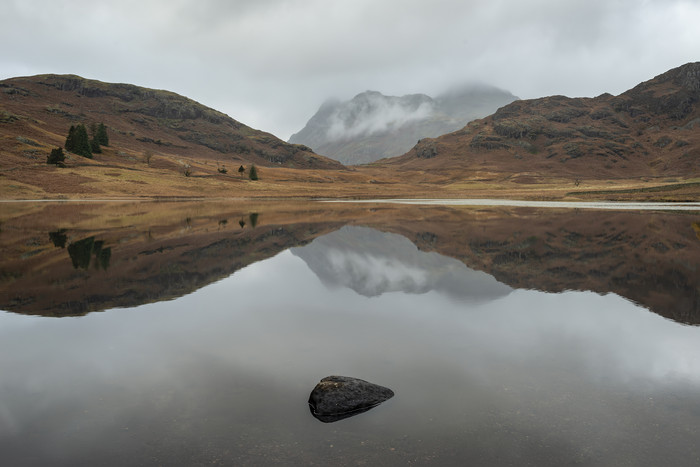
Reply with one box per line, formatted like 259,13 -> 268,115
1,0 -> 698,139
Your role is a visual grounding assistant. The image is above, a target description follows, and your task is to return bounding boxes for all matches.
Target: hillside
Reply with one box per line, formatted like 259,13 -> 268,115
385,62 -> 700,182
0,67 -> 698,201
0,74 -> 345,196
288,85 -> 517,164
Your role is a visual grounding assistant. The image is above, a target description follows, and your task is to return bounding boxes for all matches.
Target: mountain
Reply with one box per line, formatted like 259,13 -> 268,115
386,62 -> 700,180
0,74 -> 343,172
288,85 -> 518,164
290,225 -> 512,301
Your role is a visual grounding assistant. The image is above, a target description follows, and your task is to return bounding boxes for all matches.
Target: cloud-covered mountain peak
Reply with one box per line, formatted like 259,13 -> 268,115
289,85 -> 517,164
325,91 -> 436,141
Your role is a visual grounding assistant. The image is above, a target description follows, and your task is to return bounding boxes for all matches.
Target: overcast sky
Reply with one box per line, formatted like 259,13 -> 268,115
2,0 -> 699,139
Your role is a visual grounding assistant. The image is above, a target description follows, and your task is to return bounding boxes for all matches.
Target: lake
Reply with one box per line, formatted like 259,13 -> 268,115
1,200 -> 699,466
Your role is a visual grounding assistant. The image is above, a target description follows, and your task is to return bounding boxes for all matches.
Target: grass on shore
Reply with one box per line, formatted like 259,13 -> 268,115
1,143 -> 699,201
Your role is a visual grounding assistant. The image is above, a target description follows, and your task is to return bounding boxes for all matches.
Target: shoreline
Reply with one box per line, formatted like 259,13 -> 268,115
326,198 -> 700,210
2,197 -> 700,211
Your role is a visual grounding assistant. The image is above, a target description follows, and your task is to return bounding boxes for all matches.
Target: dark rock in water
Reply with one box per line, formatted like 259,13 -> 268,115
308,375 -> 394,423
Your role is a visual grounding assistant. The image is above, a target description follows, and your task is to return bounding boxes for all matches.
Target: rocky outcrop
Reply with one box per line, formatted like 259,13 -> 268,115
613,62 -> 700,120
308,376 -> 394,423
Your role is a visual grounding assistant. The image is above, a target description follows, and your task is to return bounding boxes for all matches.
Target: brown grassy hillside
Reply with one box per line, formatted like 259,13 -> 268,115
0,68 -> 699,201
0,74 -> 343,168
0,74 -> 353,198
384,63 -> 700,185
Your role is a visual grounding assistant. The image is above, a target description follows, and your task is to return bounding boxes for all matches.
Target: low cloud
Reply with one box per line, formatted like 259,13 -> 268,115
325,92 -> 435,141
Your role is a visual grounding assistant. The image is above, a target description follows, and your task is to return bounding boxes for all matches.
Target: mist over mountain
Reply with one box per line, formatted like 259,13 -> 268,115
291,226 -> 513,301
289,85 -> 518,164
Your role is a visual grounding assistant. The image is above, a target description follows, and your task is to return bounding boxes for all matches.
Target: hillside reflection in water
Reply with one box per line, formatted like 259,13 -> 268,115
1,201 -> 699,465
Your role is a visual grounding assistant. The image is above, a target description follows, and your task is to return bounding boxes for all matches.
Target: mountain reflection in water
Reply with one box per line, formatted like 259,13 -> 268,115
1,201 -> 700,465
0,201 -> 697,323
291,226 -> 512,301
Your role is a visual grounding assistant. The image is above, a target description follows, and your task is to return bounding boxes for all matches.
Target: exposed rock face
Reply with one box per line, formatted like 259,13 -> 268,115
308,376 -> 394,423
289,86 -> 517,164
615,62 -> 700,120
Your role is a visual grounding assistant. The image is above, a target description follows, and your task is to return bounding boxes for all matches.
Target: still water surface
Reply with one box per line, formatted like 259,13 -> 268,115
1,201 -> 699,465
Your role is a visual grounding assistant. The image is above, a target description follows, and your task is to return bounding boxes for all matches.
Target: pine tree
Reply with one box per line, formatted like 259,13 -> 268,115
88,122 -> 108,154
47,147 -> 65,165
96,123 -> 109,146
65,125 -> 77,152
248,164 -> 258,180
90,139 -> 102,153
72,124 -> 92,158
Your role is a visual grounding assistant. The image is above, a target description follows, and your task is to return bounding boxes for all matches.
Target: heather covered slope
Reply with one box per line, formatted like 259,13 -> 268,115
289,85 -> 517,164
387,62 -> 700,181
0,74 -> 342,170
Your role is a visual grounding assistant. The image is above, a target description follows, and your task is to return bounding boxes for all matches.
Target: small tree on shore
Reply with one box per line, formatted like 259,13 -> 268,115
249,164 -> 258,181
